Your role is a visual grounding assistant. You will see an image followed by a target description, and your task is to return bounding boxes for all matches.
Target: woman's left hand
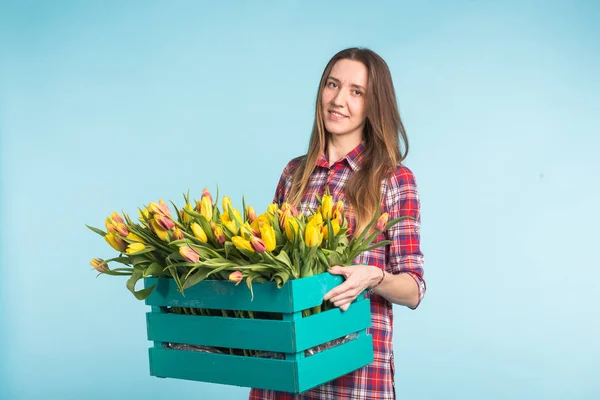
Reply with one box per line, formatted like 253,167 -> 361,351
323,265 -> 382,311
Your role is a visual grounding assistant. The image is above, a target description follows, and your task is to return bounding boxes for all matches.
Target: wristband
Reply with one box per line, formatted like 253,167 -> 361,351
370,268 -> 385,290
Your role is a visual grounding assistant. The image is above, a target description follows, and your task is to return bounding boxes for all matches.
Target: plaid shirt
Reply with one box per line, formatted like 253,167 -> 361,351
249,142 -> 425,400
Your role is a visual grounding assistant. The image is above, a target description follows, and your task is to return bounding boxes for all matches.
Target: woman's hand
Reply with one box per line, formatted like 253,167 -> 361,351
323,265 -> 383,311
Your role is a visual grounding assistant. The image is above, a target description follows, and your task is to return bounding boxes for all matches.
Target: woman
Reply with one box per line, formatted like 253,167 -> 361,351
249,47 -> 425,400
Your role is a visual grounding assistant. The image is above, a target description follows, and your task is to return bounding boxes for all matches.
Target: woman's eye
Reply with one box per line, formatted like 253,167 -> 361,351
327,81 -> 338,88
352,89 -> 362,96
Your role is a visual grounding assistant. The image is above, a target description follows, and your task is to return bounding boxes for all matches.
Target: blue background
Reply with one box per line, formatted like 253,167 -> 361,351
1,1 -> 599,399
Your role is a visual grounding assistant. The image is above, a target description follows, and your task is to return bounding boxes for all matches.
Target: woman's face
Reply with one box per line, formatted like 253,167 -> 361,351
321,59 -> 368,140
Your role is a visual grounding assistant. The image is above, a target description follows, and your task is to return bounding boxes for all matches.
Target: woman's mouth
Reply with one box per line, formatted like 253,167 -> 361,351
329,110 -> 348,121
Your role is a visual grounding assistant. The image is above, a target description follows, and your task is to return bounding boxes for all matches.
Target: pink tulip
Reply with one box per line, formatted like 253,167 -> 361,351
228,271 -> 243,284
375,213 -> 389,232
155,214 -> 175,231
179,246 -> 200,263
250,236 -> 267,253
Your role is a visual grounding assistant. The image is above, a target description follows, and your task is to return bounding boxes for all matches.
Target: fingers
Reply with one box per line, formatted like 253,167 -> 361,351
328,265 -> 348,277
323,279 -> 357,301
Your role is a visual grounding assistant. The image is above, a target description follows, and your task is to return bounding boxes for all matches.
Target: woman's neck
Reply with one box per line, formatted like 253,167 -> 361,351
326,133 -> 363,166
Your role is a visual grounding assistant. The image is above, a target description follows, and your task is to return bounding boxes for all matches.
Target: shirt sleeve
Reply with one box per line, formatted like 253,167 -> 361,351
384,166 -> 426,309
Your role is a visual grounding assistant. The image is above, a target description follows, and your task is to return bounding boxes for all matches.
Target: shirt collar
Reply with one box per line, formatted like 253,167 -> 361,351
316,140 -> 366,171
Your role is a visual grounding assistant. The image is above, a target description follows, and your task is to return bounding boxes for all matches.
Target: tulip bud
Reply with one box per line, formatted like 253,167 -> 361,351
202,187 -> 213,204
126,242 -> 146,254
211,223 -> 226,244
323,219 -> 341,240
375,213 -> 389,232
222,196 -> 233,215
259,224 -> 277,252
280,202 -> 297,215
278,208 -> 292,230
138,207 -> 150,222
172,227 -> 184,240
181,203 -> 193,223
149,200 -> 171,217
250,236 -> 267,253
179,246 -> 200,263
321,195 -> 333,219
304,221 -> 323,247
200,197 -> 213,221
334,200 -> 344,213
309,211 -> 323,226
333,210 -> 343,225
105,218 -> 117,234
149,219 -> 170,241
114,222 -> 129,237
191,222 -> 208,243
284,218 -> 299,241
232,236 -> 254,252
90,258 -> 107,272
228,270 -> 243,284
111,212 -> 124,224
126,232 -> 144,243
154,214 -> 175,231
267,203 -> 278,215
246,206 -> 257,223
105,233 -> 127,252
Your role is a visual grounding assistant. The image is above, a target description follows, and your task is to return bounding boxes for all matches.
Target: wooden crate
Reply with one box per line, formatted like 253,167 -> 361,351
143,273 -> 374,393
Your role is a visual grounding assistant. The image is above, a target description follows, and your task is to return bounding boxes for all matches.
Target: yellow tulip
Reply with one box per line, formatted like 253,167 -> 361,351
220,212 -> 240,235
105,218 -> 117,234
259,224 -> 276,252
304,221 -> 323,247
200,197 -> 213,221
222,196 -> 233,214
278,208 -> 292,230
232,236 -> 254,252
202,187 -> 213,204
284,217 -> 299,241
126,232 -> 144,243
138,207 -> 150,222
191,222 -> 208,243
309,211 -> 323,226
333,209 -> 343,225
321,195 -> 333,219
149,219 -> 170,241
267,203 -> 278,215
251,213 -> 270,232
323,218 -> 341,240
105,233 -> 127,252
181,203 -> 193,223
126,242 -> 146,254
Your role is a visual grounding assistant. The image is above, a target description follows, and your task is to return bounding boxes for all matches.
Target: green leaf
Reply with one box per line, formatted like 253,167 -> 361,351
182,268 -> 212,290
143,262 -> 164,277
274,250 -> 292,268
126,267 -> 156,300
86,225 -> 107,237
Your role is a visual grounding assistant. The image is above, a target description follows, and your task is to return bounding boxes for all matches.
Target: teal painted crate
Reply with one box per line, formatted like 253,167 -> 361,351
143,273 -> 374,394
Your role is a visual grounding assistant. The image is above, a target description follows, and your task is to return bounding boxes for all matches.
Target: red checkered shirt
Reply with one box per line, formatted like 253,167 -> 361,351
249,141 -> 425,400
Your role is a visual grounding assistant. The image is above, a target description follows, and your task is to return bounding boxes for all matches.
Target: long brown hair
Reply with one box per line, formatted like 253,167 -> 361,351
287,47 -> 409,234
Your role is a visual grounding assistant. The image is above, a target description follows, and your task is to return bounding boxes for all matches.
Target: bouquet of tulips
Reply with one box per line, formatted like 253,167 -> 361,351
87,187 -> 403,308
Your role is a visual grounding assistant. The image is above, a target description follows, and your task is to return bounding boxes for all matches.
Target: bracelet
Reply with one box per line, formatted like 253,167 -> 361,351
370,268 -> 385,290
